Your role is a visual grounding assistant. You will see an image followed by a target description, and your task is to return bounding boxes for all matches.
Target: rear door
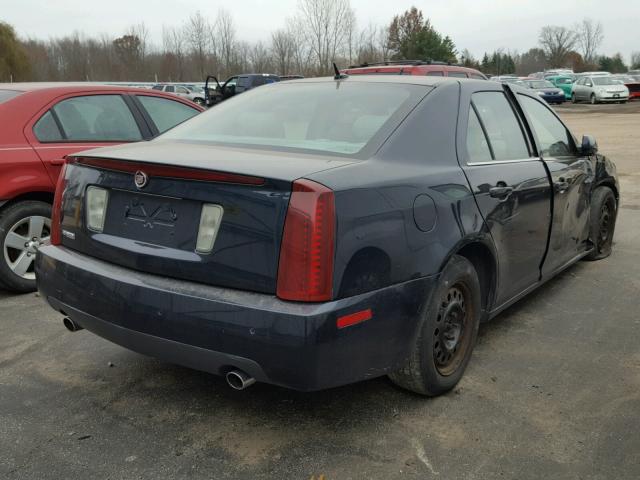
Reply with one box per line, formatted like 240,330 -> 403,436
515,93 -> 593,276
25,93 -> 146,184
459,86 -> 552,307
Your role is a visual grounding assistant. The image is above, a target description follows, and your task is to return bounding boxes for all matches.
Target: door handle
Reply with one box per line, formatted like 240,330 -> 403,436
489,185 -> 513,199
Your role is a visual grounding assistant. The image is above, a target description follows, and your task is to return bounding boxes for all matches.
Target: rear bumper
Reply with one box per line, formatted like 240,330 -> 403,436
36,245 -> 436,391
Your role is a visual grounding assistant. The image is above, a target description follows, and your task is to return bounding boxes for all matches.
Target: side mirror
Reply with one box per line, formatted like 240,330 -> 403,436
581,135 -> 598,156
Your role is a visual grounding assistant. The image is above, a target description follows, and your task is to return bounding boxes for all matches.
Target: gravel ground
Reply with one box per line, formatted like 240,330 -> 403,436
1,103 -> 639,480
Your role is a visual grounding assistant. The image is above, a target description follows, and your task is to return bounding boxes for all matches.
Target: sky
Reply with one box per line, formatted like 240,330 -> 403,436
2,0 -> 639,63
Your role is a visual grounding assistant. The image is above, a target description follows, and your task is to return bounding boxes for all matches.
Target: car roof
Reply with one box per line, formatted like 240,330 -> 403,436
288,75 -> 487,88
0,83 -> 155,94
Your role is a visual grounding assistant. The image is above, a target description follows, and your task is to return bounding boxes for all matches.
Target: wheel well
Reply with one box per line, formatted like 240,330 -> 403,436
456,243 -> 496,319
597,181 -> 618,202
1,191 -> 54,211
338,247 -> 391,298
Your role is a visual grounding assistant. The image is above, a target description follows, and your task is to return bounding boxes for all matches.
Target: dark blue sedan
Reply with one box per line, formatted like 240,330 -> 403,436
36,76 -> 619,396
522,79 -> 567,104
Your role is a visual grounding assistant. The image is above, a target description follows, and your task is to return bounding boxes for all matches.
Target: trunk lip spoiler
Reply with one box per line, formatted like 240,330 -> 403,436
72,156 -> 266,187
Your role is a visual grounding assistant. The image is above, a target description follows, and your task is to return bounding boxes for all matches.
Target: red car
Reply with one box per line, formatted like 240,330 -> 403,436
0,83 -> 203,292
343,60 -> 488,79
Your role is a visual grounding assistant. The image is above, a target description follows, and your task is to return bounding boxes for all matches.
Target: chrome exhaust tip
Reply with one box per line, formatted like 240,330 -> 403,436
226,369 -> 256,390
63,317 -> 83,332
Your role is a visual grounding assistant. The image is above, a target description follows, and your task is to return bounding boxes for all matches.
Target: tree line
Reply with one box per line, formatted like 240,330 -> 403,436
1,2 -> 639,83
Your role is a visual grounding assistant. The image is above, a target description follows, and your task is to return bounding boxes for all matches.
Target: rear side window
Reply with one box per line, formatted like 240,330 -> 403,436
426,71 -> 444,76
471,92 -> 529,161
164,86 -> 175,93
518,95 -> 575,157
52,95 -> 142,142
466,107 -> 492,163
137,95 -> 199,133
448,72 -> 468,78
33,111 -> 63,142
0,90 -> 21,104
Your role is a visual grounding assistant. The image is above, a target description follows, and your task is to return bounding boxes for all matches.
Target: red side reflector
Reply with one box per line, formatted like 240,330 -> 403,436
50,161 -> 69,245
277,178 -> 335,302
337,309 -> 372,329
74,157 -> 265,186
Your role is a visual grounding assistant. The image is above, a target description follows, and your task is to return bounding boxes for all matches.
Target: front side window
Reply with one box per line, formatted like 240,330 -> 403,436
471,92 -> 529,161
51,95 -> 142,142
164,85 -> 175,93
161,82 -> 428,156
137,95 -> 199,133
518,95 -> 575,158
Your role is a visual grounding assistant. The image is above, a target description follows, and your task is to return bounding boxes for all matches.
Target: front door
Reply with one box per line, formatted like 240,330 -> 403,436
459,88 -> 552,307
516,94 -> 593,276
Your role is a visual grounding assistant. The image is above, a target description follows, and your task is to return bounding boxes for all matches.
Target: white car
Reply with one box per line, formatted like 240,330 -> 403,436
571,76 -> 629,104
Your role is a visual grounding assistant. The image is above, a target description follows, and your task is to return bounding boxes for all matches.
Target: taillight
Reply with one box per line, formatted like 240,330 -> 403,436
277,179 -> 335,302
50,161 -> 68,246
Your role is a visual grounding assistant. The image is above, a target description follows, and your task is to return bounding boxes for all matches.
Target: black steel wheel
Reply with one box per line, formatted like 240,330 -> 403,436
389,255 -> 481,396
585,186 -> 617,261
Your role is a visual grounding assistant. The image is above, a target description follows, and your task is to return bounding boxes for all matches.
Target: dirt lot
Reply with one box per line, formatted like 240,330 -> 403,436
1,104 -> 639,480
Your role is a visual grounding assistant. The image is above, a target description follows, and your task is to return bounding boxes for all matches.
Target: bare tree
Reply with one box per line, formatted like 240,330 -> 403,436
249,41 -> 272,72
575,18 -> 603,64
295,0 -> 355,75
216,9 -> 236,76
539,26 -> 577,67
184,11 -> 212,78
271,28 -> 295,75
162,26 -> 187,81
632,51 -> 640,69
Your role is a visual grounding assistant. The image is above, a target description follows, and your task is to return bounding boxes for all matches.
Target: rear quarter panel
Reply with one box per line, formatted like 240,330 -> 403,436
309,82 -> 493,299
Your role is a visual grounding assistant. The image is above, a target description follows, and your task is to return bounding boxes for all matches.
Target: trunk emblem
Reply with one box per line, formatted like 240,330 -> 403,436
134,171 -> 148,189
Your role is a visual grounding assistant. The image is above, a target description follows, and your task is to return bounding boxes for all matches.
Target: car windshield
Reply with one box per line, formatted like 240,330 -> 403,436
592,77 -> 621,86
162,82 -> 428,156
0,89 -> 22,104
530,81 -> 555,89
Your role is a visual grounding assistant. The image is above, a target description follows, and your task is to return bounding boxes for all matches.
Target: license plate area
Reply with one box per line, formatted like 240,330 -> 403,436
102,189 -> 200,250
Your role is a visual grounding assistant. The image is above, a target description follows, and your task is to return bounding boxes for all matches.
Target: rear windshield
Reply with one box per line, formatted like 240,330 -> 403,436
0,90 -> 21,104
530,81 -> 555,88
162,82 -> 428,156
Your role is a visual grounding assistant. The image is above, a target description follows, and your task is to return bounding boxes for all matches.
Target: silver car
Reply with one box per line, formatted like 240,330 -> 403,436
151,84 -> 206,106
571,75 -> 629,104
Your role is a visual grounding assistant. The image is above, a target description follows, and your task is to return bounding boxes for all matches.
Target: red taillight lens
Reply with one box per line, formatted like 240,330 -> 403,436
277,179 -> 335,302
50,161 -> 68,246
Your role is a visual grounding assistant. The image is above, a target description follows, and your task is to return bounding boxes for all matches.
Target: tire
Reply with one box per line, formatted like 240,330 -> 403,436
585,187 -> 617,261
571,93 -> 577,104
590,93 -> 597,104
389,255 -> 481,396
193,98 -> 205,106
0,201 -> 52,293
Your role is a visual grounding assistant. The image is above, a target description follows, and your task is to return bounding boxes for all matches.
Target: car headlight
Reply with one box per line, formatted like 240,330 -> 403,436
537,91 -> 546,96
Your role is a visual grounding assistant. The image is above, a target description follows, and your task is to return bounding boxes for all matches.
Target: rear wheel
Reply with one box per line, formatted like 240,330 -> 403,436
0,201 -> 51,293
585,187 -> 617,261
389,255 -> 481,396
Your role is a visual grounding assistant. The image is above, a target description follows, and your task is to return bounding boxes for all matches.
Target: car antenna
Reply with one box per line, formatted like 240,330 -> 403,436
333,62 -> 348,80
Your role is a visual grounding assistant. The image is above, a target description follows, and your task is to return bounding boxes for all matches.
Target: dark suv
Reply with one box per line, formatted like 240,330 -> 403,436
205,74 -> 280,106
